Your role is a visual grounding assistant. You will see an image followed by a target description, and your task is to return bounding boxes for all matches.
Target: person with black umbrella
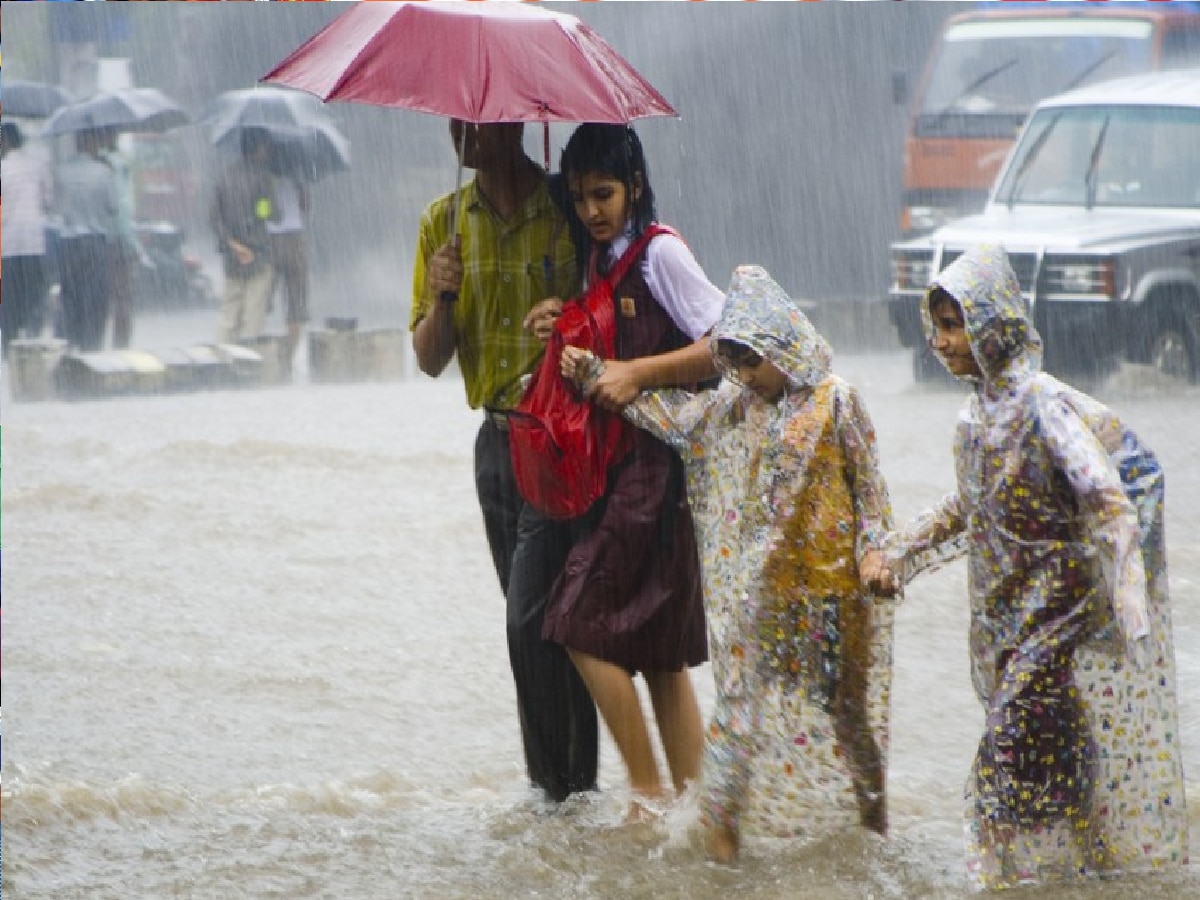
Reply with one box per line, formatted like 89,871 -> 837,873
210,127 -> 278,345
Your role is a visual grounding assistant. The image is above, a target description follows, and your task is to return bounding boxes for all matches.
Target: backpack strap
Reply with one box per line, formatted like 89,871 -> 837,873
601,223 -> 677,290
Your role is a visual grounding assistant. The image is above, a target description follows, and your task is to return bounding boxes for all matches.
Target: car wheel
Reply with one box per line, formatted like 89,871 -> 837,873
1147,322 -> 1196,383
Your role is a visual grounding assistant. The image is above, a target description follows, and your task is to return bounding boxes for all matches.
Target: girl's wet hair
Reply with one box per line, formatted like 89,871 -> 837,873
557,123 -> 657,278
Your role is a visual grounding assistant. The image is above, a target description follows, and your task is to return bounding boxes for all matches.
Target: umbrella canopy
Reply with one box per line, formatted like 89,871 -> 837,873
262,0 -> 675,238
263,123 -> 351,183
201,86 -> 351,182
41,87 -> 189,137
262,1 -> 677,126
3,79 -> 74,119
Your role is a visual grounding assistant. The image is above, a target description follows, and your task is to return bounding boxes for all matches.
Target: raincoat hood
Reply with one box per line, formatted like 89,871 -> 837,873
924,244 -> 1043,388
711,265 -> 833,393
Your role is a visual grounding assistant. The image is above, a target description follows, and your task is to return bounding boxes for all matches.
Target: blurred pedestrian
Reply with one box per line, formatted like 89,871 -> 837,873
869,244 -> 1188,890
210,127 -> 277,344
410,119 -> 597,802
266,174 -> 310,374
98,127 -> 149,350
537,122 -> 722,820
2,120 -> 54,357
54,127 -> 119,353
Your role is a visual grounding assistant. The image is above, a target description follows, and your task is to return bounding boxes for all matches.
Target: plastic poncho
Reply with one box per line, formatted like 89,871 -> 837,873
607,265 -> 895,839
885,244 -> 1188,889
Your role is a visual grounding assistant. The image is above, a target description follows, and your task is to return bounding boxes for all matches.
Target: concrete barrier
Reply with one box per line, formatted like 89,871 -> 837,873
6,339 -> 69,402
236,335 -> 289,385
55,350 -> 169,400
309,327 -> 407,384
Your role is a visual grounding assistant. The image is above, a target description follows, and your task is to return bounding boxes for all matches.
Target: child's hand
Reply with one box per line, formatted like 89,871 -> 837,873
860,550 -> 900,597
560,346 -> 605,392
589,358 -> 642,411
560,345 -> 590,382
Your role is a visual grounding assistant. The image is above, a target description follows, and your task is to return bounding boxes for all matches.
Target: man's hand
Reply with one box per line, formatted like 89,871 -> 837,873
524,297 -> 564,344
228,238 -> 255,268
427,236 -> 463,302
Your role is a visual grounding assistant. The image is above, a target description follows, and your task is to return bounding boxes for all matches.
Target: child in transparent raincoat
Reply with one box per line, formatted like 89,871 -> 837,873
563,265 -> 896,864
868,244 -> 1188,890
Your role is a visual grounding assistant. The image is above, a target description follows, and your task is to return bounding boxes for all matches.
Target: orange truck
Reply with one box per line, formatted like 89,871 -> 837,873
898,1 -> 1200,238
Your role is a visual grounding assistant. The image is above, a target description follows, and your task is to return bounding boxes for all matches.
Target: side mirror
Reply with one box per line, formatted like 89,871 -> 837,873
892,71 -> 909,107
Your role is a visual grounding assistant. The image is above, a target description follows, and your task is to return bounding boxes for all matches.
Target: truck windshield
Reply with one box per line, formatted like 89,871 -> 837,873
918,17 -> 1154,138
996,105 -> 1200,209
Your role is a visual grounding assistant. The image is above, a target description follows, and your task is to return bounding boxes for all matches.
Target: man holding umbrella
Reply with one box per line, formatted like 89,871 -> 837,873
266,0 -> 680,804
411,119 -> 597,803
210,127 -> 278,345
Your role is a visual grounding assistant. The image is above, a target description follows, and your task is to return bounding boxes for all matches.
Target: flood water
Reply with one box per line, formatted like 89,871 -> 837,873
2,311 -> 1198,899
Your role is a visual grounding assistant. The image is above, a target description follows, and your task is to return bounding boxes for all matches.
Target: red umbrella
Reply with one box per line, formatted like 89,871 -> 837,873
262,0 -> 677,223
262,1 -> 676,129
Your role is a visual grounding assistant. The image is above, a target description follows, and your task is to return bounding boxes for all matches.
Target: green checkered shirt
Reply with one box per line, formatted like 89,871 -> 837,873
411,178 -> 579,410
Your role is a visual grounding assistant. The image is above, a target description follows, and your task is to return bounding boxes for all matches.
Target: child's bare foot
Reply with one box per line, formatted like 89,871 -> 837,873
859,796 -> 888,840
624,795 -> 666,825
703,823 -> 740,866
861,792 -> 888,837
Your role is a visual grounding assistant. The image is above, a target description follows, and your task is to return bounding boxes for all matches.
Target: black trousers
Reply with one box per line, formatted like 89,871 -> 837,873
1,255 -> 47,356
58,235 -> 112,352
474,419 -> 598,801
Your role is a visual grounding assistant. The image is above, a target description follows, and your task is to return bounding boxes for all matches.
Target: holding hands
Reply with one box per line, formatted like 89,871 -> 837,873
560,345 -> 606,394
861,549 -> 901,597
559,346 -> 640,411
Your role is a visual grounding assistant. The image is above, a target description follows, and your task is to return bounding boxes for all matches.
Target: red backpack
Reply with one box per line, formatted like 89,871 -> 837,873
509,225 -> 671,519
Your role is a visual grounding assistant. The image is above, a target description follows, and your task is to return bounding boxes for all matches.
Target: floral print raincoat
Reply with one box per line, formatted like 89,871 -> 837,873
885,244 -> 1188,889
601,265 -> 896,839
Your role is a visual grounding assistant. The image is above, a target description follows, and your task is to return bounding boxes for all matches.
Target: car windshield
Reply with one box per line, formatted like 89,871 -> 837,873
918,17 -> 1154,137
996,104 -> 1200,209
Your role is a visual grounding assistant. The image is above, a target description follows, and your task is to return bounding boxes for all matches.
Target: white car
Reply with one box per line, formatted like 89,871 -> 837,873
889,68 -> 1200,384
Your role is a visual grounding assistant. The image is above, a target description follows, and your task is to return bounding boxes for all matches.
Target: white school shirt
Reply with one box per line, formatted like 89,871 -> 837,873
603,228 -> 724,341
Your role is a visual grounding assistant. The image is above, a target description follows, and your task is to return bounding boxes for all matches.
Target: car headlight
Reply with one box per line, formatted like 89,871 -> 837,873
1042,258 -> 1117,299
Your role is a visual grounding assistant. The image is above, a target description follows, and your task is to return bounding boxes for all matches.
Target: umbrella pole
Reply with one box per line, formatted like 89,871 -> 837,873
449,124 -> 467,239
542,121 -> 554,292
440,127 -> 466,304
449,158 -> 464,239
